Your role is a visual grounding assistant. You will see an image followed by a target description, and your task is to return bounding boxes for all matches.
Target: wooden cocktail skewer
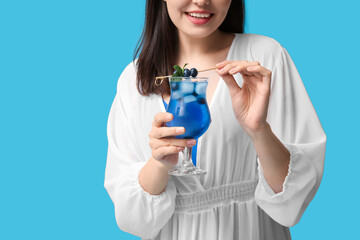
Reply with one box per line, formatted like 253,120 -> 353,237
198,67 -> 217,73
155,67 -> 217,80
155,67 -> 217,86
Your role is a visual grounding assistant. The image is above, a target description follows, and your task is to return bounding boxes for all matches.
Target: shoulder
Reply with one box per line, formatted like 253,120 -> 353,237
116,60 -> 138,94
232,33 -> 284,70
115,60 -> 159,112
234,33 -> 283,55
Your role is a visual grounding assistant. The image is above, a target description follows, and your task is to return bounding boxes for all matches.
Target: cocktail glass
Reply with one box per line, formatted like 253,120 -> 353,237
165,77 -> 211,176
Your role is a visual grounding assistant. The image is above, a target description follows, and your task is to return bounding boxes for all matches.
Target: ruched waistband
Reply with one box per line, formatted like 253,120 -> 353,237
174,180 -> 258,213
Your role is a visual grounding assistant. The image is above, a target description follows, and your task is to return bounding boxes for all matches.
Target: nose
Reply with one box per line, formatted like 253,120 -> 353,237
192,0 -> 210,6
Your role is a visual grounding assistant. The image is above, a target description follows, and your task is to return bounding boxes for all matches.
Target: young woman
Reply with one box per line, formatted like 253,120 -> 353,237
104,0 -> 326,239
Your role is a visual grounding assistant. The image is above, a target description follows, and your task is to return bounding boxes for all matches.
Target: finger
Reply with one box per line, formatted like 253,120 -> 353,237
150,138 -> 196,150
217,62 -> 238,75
247,65 -> 271,75
240,68 -> 262,78
150,126 -> 185,138
216,69 -> 241,97
228,61 -> 260,75
216,60 -> 251,69
229,65 -> 251,76
153,146 -> 185,160
215,60 -> 232,68
246,65 -> 272,86
153,112 -> 173,127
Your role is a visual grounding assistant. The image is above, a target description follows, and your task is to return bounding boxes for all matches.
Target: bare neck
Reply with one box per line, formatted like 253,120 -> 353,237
177,30 -> 234,61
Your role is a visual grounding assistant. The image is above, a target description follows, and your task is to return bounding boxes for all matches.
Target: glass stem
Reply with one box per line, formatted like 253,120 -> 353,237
182,146 -> 194,167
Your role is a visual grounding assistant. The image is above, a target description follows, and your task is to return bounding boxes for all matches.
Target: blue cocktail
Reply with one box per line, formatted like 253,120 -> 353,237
166,77 -> 211,176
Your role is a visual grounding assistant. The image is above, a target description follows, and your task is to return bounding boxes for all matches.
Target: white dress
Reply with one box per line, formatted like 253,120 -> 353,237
104,33 -> 326,240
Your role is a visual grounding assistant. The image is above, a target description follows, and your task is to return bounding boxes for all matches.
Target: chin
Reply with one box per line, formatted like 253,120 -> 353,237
181,27 -> 219,39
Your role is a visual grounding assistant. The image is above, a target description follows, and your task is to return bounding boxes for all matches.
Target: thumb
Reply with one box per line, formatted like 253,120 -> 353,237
216,69 -> 241,97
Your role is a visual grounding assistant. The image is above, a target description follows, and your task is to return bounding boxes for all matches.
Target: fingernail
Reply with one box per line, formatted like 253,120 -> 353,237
177,147 -> 185,151
176,127 -> 184,133
187,139 -> 196,145
166,114 -> 172,120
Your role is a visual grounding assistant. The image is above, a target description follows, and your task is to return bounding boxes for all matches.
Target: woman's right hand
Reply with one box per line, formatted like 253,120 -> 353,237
148,112 -> 196,170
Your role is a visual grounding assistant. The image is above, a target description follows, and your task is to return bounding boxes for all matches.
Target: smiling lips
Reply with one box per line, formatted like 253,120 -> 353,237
185,11 -> 214,25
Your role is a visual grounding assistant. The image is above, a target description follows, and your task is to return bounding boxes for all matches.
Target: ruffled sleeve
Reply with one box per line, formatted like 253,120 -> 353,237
104,64 -> 177,239
254,47 -> 327,227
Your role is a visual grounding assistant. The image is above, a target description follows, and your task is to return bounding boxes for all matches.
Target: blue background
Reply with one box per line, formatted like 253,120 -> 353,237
0,0 -> 359,239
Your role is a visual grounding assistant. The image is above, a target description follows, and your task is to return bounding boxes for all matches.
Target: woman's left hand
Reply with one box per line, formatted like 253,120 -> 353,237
216,60 -> 272,136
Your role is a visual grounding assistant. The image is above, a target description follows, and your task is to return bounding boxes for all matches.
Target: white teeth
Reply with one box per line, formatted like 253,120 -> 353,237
188,12 -> 211,18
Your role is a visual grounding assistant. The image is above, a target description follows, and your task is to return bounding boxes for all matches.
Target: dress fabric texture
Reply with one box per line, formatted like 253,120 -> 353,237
104,33 -> 327,240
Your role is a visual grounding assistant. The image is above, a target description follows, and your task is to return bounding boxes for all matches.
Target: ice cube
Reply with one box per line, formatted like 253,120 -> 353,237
195,82 -> 207,96
171,82 -> 179,91
171,90 -> 182,100
179,82 -> 194,95
183,95 -> 197,104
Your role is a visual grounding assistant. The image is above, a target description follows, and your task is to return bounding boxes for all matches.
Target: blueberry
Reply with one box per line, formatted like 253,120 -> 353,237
183,68 -> 191,77
190,68 -> 198,77
197,96 -> 206,104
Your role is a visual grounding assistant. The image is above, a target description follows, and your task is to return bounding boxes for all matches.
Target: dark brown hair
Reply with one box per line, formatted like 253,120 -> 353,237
134,0 -> 245,96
